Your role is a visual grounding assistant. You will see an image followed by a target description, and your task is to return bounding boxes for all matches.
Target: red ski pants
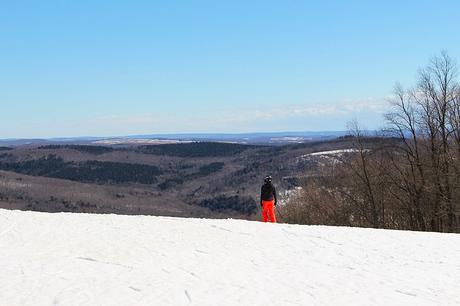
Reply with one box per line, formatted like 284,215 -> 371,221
261,200 -> 276,223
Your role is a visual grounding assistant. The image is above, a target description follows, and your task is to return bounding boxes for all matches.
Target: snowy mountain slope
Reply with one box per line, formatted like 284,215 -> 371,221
0,209 -> 459,306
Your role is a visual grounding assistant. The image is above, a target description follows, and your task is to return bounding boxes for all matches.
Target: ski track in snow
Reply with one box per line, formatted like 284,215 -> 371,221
0,209 -> 459,306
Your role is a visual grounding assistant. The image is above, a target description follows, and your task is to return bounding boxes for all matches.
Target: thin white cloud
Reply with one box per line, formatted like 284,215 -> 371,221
210,98 -> 390,126
91,114 -> 163,125
8,98 -> 389,138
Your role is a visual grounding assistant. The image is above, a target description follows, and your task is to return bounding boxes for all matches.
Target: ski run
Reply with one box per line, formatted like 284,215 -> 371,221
1,209 -> 459,305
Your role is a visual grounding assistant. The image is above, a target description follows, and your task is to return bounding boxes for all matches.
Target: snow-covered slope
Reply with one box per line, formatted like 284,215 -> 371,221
1,209 -> 459,306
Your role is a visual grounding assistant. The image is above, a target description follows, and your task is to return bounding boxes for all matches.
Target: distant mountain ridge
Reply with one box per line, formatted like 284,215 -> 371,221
0,131 -> 352,146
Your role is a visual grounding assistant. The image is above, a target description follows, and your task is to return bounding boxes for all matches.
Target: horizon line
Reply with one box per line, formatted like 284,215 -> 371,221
0,130 -> 361,141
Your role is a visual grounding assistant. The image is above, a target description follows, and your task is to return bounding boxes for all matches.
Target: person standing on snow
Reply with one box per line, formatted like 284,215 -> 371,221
260,175 -> 277,223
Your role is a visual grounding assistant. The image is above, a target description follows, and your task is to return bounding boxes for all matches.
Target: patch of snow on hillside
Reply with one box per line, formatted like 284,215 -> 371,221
1,209 -> 459,305
297,149 -> 366,165
93,139 -> 193,145
269,137 -> 307,143
307,149 -> 362,156
279,187 -> 303,206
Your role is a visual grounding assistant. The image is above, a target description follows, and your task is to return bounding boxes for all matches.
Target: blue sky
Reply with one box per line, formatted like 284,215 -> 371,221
1,1 -> 459,138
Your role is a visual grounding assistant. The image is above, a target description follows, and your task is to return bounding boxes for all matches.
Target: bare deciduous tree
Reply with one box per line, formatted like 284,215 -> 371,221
282,52 -> 460,233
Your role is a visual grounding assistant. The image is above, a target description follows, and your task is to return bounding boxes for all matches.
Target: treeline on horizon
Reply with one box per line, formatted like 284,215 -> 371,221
281,52 -> 460,233
39,145 -> 115,155
137,142 -> 261,157
37,142 -> 260,158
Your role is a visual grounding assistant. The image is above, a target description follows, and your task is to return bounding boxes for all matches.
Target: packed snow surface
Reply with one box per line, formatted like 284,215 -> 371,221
1,209 -> 459,306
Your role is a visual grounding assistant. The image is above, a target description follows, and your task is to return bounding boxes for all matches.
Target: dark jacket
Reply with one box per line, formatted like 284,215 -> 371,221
260,182 -> 277,206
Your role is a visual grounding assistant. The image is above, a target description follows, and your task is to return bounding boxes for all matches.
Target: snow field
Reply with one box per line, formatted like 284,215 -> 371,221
0,209 -> 459,305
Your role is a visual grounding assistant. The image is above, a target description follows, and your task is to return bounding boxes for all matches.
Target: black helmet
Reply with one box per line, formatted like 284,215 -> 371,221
264,175 -> 272,183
